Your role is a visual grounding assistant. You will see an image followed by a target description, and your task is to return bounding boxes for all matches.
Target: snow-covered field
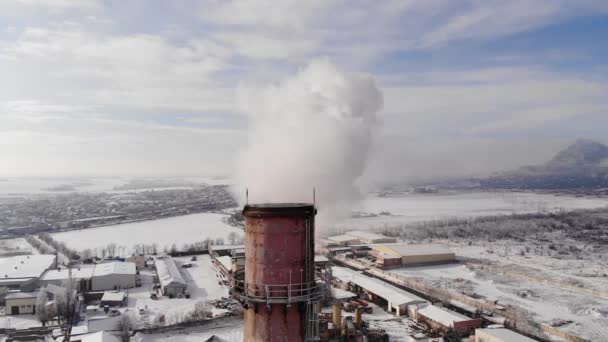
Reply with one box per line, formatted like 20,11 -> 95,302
390,248 -> 608,341
331,191 -> 608,230
51,213 -> 242,256
0,238 -> 36,256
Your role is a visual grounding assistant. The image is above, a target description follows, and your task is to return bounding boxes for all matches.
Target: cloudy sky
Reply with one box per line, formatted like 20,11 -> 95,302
1,0 -> 608,182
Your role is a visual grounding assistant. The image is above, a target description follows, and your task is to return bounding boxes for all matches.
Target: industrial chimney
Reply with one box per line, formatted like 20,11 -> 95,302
234,203 -> 323,342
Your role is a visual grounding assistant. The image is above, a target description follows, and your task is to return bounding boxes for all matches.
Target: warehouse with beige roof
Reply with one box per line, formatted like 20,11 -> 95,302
372,244 -> 455,267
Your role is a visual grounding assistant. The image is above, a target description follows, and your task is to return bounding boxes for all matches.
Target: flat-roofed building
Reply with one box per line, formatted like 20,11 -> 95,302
5,291 -> 38,315
374,253 -> 402,268
100,291 -> 126,307
475,327 -> 536,342
332,266 -> 427,316
40,265 -> 95,291
415,304 -> 481,336
372,244 -> 455,266
0,254 -> 56,290
327,235 -> 361,246
346,231 -> 397,244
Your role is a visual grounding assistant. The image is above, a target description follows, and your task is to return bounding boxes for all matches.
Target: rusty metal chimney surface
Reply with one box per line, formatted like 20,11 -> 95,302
239,202 -> 318,342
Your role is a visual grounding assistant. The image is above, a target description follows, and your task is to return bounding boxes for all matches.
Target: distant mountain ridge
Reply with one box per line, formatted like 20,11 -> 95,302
546,139 -> 608,171
480,139 -> 608,190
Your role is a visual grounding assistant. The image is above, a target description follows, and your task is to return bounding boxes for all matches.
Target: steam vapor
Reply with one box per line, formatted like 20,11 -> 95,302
234,58 -> 383,218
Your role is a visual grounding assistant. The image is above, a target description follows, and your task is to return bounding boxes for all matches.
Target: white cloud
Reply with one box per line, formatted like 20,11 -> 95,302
419,0 -> 608,48
1,27 -> 235,113
0,0 -> 100,13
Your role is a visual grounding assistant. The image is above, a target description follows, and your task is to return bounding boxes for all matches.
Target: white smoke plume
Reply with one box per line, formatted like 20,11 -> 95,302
234,58 -> 383,219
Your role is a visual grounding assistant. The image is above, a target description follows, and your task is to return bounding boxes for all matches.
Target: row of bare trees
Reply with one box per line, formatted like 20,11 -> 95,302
38,233 -> 80,260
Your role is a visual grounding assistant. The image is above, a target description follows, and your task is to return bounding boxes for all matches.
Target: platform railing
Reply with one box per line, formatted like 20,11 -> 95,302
231,271 -> 325,304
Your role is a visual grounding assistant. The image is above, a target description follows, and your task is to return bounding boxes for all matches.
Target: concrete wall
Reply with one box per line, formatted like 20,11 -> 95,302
91,274 -> 136,291
6,297 -> 36,315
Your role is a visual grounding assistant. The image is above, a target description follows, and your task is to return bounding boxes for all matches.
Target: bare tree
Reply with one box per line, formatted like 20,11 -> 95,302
36,290 -> 49,326
189,300 -> 212,321
107,243 -> 117,258
227,232 -> 237,245
119,313 -> 133,342
55,276 -> 78,327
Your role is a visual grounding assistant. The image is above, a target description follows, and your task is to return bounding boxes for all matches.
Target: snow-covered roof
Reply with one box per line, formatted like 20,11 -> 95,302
80,331 -> 121,342
346,231 -> 395,242
5,291 -> 39,300
476,328 -> 536,342
216,256 -> 232,271
41,266 -> 95,281
314,255 -> 329,262
417,305 -> 471,326
0,254 -> 56,279
331,287 -> 357,300
92,262 -> 136,277
328,235 -> 361,243
154,256 -> 186,287
101,292 -> 125,302
332,267 -> 426,306
70,325 -> 89,335
375,244 -> 454,257
209,244 -> 245,252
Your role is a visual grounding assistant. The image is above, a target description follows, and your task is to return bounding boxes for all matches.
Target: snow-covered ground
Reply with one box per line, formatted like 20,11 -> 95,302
0,238 -> 36,256
126,255 -> 229,326
389,250 -> 608,341
331,191 -> 608,231
51,213 -> 242,256
0,314 -> 41,330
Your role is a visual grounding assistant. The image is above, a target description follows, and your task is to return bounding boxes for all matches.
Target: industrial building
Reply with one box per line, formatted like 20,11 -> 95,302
414,304 -> 481,335
5,291 -> 38,315
127,254 -> 146,270
100,291 -> 126,307
372,244 -> 455,266
0,254 -> 56,290
475,327 -> 536,342
39,265 -> 95,290
39,262 -> 136,291
345,231 -> 397,244
154,256 -> 187,297
332,266 -> 427,316
91,262 -> 137,291
327,234 -> 361,246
